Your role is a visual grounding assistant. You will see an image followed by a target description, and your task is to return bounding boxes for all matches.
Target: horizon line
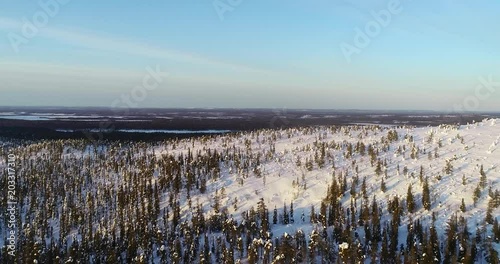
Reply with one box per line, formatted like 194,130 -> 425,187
0,105 -> 499,114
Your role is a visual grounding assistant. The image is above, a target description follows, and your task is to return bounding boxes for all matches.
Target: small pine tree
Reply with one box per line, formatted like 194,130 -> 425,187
479,165 -> 487,189
460,198 -> 466,212
473,184 -> 481,206
493,218 -> 500,243
419,165 -> 424,183
381,229 -> 390,263
468,239 -> 478,264
305,159 -> 313,171
310,205 -> 316,223
361,177 -> 368,200
200,178 -> 207,193
487,242 -> 499,264
445,160 -> 453,175
485,200 -> 494,224
381,177 -> 387,193
350,181 -> 356,197
273,206 -> 278,225
283,203 -> 289,224
296,157 -> 301,167
422,177 -> 431,210
407,184 -> 415,213
444,215 -> 458,264
429,214 -> 442,263
375,160 -> 382,176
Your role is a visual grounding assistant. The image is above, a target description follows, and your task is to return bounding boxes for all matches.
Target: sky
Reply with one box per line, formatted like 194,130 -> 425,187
0,0 -> 499,111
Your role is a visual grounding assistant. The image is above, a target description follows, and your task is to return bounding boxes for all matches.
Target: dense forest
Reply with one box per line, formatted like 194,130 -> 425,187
1,120 -> 499,263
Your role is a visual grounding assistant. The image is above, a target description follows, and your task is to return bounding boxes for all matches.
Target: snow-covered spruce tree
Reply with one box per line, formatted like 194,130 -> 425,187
407,184 -> 415,213
422,177 -> 431,210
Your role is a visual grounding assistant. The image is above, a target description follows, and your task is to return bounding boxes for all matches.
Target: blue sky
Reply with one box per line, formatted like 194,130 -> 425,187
0,0 -> 499,111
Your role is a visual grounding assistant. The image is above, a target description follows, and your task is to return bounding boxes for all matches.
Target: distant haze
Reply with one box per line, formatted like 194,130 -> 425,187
0,1 -> 499,111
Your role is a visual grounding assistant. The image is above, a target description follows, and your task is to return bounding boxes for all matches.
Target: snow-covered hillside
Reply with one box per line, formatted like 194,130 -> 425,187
0,119 -> 499,263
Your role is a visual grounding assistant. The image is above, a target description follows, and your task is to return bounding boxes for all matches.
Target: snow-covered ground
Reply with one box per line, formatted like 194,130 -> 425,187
0,118 -> 498,262
156,119 -> 498,229
151,118 -> 500,261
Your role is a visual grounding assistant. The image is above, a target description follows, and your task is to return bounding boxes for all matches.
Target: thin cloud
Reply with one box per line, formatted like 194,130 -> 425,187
0,16 -> 269,74
0,61 -> 150,78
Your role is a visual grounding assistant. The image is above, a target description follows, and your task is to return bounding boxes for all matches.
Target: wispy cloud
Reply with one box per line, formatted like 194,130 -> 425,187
0,61 -> 149,78
0,16 -> 268,74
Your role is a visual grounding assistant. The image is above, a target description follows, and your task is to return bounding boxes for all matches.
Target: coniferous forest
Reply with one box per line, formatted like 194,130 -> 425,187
1,120 -> 500,263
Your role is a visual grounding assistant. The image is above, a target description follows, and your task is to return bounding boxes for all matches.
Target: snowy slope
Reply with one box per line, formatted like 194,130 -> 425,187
157,119 -> 499,228
0,118 -> 499,263
153,118 -> 500,261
